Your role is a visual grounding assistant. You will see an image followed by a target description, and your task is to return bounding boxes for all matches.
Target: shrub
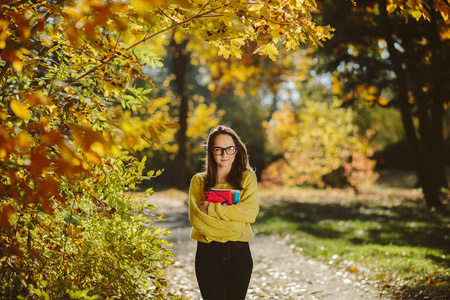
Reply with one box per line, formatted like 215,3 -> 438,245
0,156 -> 179,299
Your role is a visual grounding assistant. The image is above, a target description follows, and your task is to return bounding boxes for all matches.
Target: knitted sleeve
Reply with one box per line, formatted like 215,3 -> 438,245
208,170 -> 259,223
188,175 -> 247,238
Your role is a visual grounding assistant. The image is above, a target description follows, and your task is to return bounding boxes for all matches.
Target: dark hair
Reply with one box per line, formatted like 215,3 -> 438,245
201,125 -> 251,191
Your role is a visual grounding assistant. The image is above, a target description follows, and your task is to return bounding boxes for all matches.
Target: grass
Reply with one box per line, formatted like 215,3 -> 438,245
254,186 -> 449,299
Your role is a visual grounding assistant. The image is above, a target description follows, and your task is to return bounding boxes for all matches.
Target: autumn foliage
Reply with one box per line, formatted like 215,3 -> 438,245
262,101 -> 378,191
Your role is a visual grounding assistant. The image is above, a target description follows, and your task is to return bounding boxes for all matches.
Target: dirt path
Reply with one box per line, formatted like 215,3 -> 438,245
146,193 -> 387,300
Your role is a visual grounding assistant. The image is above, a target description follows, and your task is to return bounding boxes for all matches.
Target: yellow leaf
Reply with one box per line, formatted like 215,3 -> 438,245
10,100 -> 30,120
67,225 -> 83,239
218,46 -> 231,59
387,4 -> 397,14
412,10 -> 422,21
130,0 -> 149,12
0,109 -> 8,120
207,82 -> 216,91
305,0 -> 317,10
262,43 -> 279,61
12,61 -> 23,72
332,83 -> 341,94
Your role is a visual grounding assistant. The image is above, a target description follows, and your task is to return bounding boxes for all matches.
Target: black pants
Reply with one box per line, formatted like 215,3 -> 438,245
195,241 -> 253,300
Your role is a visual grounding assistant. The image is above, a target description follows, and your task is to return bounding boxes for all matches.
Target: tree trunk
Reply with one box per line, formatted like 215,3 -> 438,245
428,7 -> 448,190
407,7 -> 447,210
171,36 -> 189,189
415,89 -> 445,209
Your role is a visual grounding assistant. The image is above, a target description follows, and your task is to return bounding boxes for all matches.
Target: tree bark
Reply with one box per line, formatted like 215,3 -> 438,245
171,36 -> 189,189
428,8 -> 448,190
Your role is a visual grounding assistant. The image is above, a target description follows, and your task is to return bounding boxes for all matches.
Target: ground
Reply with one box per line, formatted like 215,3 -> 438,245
143,191 -> 388,300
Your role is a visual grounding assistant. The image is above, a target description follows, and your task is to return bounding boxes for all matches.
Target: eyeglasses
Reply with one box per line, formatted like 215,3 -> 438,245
212,146 -> 237,156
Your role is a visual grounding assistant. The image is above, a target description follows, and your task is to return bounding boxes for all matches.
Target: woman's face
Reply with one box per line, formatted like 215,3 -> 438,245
212,134 -> 237,169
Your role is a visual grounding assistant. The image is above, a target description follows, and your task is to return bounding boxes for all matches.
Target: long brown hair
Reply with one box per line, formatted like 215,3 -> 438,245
201,125 -> 252,191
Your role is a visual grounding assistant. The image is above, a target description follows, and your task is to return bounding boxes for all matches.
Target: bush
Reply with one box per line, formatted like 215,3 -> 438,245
0,156 -> 179,299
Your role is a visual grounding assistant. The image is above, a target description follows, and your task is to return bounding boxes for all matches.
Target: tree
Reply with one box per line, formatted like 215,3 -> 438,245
314,0 -> 449,209
1,0 -> 333,297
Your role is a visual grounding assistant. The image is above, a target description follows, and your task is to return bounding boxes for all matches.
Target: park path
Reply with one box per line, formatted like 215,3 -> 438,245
145,191 -> 388,300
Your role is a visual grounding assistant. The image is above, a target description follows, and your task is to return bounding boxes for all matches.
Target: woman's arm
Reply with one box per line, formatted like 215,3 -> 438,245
188,175 -> 248,238
207,170 -> 259,223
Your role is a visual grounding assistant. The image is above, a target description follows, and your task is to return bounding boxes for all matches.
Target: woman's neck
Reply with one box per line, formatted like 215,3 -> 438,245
216,166 -> 231,184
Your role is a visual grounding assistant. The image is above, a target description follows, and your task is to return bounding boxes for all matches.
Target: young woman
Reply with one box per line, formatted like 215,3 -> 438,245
188,125 -> 259,300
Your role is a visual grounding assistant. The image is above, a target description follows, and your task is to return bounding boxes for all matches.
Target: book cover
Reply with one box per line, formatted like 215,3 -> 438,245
205,190 -> 232,205
210,189 -> 240,204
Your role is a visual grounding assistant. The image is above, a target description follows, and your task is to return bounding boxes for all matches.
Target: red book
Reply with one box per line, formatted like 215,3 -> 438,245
205,190 -> 232,205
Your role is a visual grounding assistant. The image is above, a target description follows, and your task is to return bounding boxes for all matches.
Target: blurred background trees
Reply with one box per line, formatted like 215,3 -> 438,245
312,0 -> 449,208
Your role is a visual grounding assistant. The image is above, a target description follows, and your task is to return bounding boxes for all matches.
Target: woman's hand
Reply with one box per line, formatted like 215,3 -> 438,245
198,201 -> 210,214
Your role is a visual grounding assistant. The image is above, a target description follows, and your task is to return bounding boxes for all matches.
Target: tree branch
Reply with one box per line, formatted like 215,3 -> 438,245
0,61 -> 11,85
49,9 -> 220,98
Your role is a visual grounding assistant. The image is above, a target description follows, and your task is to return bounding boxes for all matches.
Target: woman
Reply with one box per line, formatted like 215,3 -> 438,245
188,125 -> 259,300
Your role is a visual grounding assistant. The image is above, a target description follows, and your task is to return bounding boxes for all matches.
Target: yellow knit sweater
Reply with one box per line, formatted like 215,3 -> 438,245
188,170 -> 259,243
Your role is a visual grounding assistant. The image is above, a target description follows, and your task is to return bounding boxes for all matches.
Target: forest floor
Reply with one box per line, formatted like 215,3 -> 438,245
143,190 -> 389,300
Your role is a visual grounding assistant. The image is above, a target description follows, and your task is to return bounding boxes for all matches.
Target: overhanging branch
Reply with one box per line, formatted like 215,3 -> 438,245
49,8 -> 221,98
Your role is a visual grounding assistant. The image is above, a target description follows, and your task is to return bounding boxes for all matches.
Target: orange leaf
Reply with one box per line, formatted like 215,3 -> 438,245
42,130 -> 62,145
64,23 -> 80,44
28,149 -> 50,176
0,204 -> 15,234
378,97 -> 389,106
63,6 -> 84,20
70,124 -> 113,154
24,92 -> 50,106
84,151 -> 101,164
16,131 -> 32,149
164,122 -> 180,129
41,197 -> 54,215
148,126 -> 161,142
